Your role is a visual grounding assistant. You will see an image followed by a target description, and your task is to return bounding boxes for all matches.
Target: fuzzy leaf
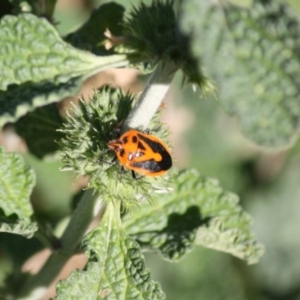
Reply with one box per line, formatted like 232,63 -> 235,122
65,2 -> 125,55
15,103 -> 64,159
180,0 -> 300,148
0,217 -> 38,238
0,147 -> 37,237
0,14 -> 128,127
123,169 -> 264,265
55,202 -> 165,300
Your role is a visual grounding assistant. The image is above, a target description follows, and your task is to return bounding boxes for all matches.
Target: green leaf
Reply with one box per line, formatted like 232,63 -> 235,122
0,147 -> 37,237
15,103 -> 64,159
65,2 -> 125,55
55,201 -> 165,300
0,14 -> 129,127
123,169 -> 264,265
0,14 -> 92,90
0,217 -> 38,238
180,0 -> 300,148
0,76 -> 81,128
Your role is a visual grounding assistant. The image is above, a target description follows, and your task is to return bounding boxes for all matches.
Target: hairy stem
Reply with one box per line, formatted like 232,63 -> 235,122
123,61 -> 178,131
17,189 -> 103,300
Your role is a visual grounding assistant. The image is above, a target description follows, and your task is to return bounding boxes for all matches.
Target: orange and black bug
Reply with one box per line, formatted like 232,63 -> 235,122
107,129 -> 172,179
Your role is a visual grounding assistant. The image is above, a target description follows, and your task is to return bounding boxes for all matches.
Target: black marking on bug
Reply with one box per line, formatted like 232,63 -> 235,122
132,136 -> 138,143
131,159 -> 160,172
131,170 -> 137,180
119,149 -> 125,157
122,136 -> 128,144
134,134 -> 172,173
137,141 -> 146,151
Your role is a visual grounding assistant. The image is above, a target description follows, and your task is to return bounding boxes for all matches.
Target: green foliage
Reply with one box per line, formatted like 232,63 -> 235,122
9,0 -> 57,16
119,0 -> 211,88
180,0 -> 300,148
123,0 -> 178,60
0,0 -> 282,299
224,0 -> 300,147
123,169 -> 263,264
55,201 -> 165,300
15,103 -> 64,159
0,148 -> 37,237
8,0 -> 36,13
0,14 -> 92,90
0,13 -> 128,127
59,86 -> 133,179
65,2 -> 125,55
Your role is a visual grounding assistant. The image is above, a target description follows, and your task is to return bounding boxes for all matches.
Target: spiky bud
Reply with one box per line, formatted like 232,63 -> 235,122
58,86 -> 172,206
112,0 -> 213,90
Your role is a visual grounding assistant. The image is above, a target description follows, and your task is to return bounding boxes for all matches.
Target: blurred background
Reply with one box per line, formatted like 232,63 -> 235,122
1,0 -> 300,299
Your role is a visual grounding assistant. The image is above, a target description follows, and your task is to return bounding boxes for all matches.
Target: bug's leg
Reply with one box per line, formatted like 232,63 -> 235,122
131,170 -> 137,180
131,170 -> 145,181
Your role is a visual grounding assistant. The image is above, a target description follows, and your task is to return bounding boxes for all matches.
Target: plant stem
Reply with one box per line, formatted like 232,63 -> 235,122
34,226 -> 60,250
17,189 -> 102,300
123,61 -> 178,131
